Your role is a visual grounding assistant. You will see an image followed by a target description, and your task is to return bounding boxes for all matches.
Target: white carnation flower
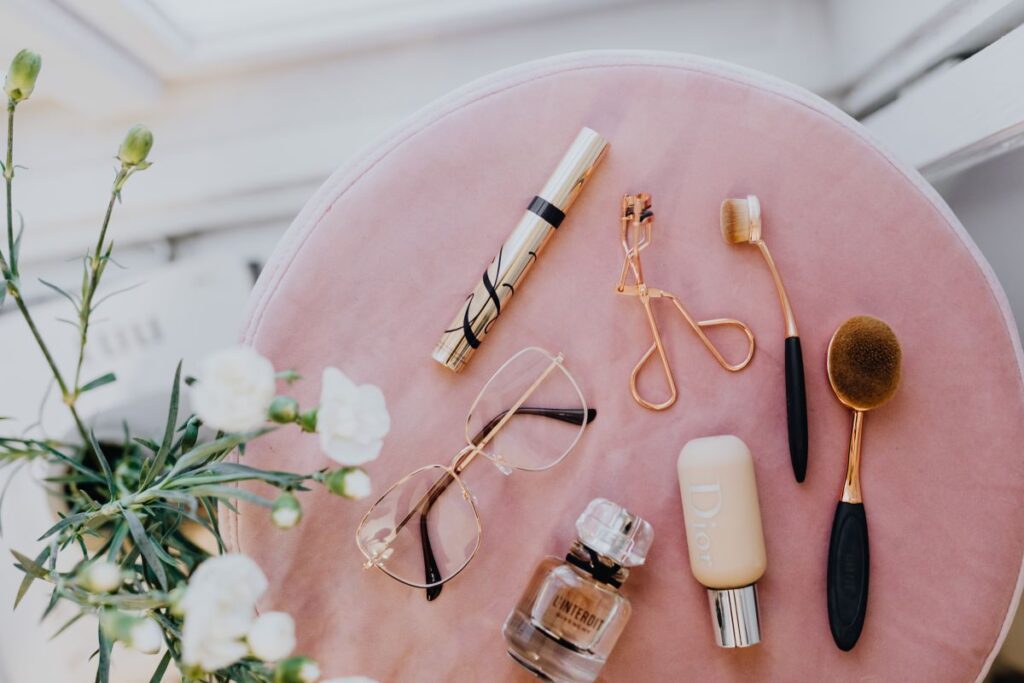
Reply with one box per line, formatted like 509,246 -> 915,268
181,554 -> 268,672
247,611 -> 296,662
192,346 -> 276,433
317,367 -> 390,466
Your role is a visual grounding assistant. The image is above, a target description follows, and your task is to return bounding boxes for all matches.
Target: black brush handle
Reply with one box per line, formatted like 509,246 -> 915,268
827,501 -> 869,651
785,336 -> 808,482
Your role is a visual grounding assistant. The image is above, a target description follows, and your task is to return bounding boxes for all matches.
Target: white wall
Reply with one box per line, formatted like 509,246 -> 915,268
6,0 -> 836,267
934,146 -> 1024,336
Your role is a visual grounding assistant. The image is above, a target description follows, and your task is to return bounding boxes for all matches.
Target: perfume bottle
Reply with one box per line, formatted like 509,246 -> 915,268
503,498 -> 653,683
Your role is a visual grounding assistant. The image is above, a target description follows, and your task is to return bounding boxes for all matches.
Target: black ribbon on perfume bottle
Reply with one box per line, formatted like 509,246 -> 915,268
566,547 -> 624,588
528,196 -> 565,228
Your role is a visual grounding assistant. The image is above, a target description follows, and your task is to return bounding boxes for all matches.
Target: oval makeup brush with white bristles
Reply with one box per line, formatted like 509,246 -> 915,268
721,196 -> 808,483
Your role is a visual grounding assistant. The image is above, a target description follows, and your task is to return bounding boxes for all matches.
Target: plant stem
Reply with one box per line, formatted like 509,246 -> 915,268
73,190 -> 117,392
0,100 -> 90,446
5,101 -> 15,277
7,289 -> 90,444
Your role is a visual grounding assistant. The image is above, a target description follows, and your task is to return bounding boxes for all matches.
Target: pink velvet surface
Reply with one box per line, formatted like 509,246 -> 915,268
227,52 -> 1024,682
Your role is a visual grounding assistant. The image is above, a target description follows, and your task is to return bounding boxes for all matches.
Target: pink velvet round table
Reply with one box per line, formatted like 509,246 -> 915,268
225,51 -> 1024,682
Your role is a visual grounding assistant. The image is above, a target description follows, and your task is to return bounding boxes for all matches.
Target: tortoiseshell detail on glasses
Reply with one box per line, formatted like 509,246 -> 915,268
421,406 -> 596,601
356,347 -> 593,601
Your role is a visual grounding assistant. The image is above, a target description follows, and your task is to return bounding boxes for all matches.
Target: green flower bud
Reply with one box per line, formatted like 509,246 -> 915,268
271,491 -> 302,529
268,396 -> 299,424
118,124 -> 153,167
297,408 -> 318,433
99,609 -> 162,653
274,656 -> 320,683
168,584 -> 187,617
324,468 -> 372,500
5,50 -> 41,103
181,416 -> 200,451
77,560 -> 123,593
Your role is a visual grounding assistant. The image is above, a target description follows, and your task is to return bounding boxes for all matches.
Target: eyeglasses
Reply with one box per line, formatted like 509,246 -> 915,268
355,347 -> 594,601
616,193 -> 756,411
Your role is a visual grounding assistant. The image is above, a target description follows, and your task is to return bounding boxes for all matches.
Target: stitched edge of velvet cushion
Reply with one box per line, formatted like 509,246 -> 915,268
227,50 -> 1024,681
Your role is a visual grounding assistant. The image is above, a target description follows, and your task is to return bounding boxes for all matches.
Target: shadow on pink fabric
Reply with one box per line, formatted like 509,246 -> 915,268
226,51 -> 1024,682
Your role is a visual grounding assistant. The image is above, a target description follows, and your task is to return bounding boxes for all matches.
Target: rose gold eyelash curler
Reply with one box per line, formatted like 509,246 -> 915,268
615,193 -> 756,411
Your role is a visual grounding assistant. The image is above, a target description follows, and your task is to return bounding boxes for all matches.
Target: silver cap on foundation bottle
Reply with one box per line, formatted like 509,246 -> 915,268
707,585 -> 761,648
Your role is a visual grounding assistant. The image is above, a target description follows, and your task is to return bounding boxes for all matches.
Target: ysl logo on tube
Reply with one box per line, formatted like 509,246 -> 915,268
432,127 -> 608,372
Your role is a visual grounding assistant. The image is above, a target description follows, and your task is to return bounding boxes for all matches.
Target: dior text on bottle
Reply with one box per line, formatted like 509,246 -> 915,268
677,435 -> 767,648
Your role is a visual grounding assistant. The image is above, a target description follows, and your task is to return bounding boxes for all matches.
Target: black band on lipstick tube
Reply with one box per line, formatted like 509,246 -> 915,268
528,196 -> 566,228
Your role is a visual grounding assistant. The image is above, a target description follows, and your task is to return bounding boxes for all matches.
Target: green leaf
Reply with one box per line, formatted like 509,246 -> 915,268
122,509 -> 168,591
141,361 -> 181,490
107,521 -> 129,562
150,489 -> 197,505
275,370 -> 302,383
79,373 -> 117,394
37,510 -> 90,541
12,213 -> 24,268
14,546 -> 51,608
199,497 -> 225,553
50,611 -> 85,640
132,437 -> 160,454
86,431 -> 115,494
33,441 -> 105,484
42,585 -> 61,620
149,651 -> 172,683
91,281 -> 144,312
96,624 -> 112,683
92,593 -> 167,610
171,462 -> 310,489
38,278 -> 79,311
11,548 -> 49,579
184,484 -> 273,508
167,429 -> 271,480
151,501 -> 218,552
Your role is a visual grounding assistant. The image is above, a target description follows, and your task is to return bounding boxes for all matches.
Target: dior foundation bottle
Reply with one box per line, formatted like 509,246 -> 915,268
503,498 -> 653,683
677,435 -> 767,648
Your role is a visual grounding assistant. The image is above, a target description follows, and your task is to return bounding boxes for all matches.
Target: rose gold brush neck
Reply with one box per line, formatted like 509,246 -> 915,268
841,410 -> 864,503
754,240 -> 798,338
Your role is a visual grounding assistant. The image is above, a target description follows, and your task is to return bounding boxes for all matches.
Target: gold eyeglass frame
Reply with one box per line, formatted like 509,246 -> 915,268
355,347 -> 589,595
616,193 -> 756,411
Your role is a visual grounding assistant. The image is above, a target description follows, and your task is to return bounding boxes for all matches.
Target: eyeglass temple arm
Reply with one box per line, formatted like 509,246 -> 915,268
420,513 -> 444,601
420,406 -> 597,601
467,406 -> 597,448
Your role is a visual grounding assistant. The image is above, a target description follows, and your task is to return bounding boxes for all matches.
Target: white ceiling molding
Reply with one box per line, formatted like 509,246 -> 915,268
10,0 -> 835,265
0,0 -> 162,117
58,0 -> 648,79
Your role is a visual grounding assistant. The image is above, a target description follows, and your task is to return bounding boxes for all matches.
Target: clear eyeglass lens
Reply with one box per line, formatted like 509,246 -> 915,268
356,465 -> 479,588
465,348 -> 587,471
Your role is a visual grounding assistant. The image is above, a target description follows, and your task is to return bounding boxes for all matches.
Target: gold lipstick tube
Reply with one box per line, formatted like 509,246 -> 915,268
432,127 -> 608,372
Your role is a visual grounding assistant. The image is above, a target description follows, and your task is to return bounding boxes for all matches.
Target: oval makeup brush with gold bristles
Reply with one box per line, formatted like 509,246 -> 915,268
825,315 -> 902,651
721,196 -> 808,483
